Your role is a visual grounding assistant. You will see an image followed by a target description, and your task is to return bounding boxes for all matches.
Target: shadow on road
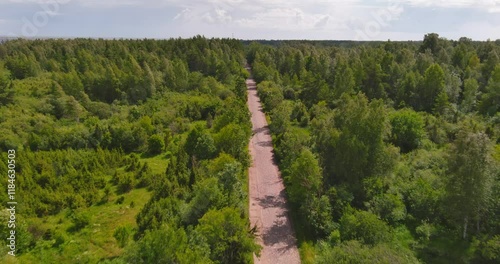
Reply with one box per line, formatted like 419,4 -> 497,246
252,126 -> 270,135
256,195 -> 286,209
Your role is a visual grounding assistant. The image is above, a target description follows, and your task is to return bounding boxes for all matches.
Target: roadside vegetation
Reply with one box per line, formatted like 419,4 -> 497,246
250,34 -> 500,263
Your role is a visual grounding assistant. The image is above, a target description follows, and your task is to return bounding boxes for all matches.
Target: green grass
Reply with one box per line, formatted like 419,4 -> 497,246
13,188 -> 151,264
289,125 -> 311,137
139,154 -> 170,175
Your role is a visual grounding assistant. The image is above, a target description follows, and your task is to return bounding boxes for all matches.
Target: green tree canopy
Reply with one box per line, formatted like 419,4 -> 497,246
446,121 -> 496,239
196,208 -> 260,264
390,108 -> 426,153
286,148 -> 322,204
420,63 -> 446,112
148,134 -> 165,155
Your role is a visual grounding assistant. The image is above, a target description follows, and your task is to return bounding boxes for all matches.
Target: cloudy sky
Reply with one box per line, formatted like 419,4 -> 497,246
1,0 -> 500,40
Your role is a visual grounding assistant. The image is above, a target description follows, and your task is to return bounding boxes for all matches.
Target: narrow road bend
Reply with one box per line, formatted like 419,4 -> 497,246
246,66 -> 301,264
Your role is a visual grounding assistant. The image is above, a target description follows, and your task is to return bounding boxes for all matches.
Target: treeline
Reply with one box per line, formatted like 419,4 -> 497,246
0,37 -> 259,263
0,36 -> 247,152
251,34 -> 500,263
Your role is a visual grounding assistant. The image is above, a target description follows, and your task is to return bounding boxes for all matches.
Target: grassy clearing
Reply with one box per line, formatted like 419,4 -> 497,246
12,188 -> 151,264
139,154 -> 170,175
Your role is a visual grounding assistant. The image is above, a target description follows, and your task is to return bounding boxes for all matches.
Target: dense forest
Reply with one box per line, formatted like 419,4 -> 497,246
0,37 -> 259,263
0,34 -> 499,263
250,33 -> 500,263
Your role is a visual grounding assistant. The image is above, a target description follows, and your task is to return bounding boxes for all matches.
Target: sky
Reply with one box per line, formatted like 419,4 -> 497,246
1,0 -> 500,41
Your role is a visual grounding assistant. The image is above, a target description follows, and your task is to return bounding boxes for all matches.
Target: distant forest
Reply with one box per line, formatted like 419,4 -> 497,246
0,34 -> 498,263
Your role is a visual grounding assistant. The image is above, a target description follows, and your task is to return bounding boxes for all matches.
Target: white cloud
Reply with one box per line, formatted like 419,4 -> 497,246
166,0 -> 407,39
235,8 -> 330,31
213,8 -> 232,23
0,0 -> 147,8
173,8 -> 191,20
403,0 -> 500,12
198,8 -> 232,24
173,5 -> 233,24
0,0 -> 74,4
77,0 -> 142,8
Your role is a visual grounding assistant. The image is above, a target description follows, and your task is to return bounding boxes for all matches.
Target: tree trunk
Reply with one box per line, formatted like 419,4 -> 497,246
463,216 -> 468,239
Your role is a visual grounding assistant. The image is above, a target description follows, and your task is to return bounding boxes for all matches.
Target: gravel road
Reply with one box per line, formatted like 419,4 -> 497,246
246,72 -> 301,264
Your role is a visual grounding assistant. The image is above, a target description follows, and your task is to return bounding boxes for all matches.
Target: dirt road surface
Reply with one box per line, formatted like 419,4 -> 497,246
246,73 -> 301,264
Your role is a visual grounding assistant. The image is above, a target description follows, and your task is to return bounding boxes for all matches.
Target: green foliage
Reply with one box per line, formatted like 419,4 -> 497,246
286,149 -> 322,204
420,33 -> 441,55
182,177 -> 225,226
0,64 -> 14,105
274,128 -> 311,168
304,195 -> 336,238
480,64 -> 500,115
421,63 -> 446,112
339,210 -> 392,245
415,221 -> 436,241
70,211 -> 91,232
269,101 -> 293,135
5,53 -> 40,79
477,235 -> 500,262
114,225 -> 131,248
0,211 -> 34,254
0,37 -> 254,263
233,77 -> 248,101
215,123 -> 250,165
315,240 -> 420,264
360,60 -> 387,100
461,78 -> 479,113
291,101 -> 310,127
3,35 -> 500,264
390,108 -> 426,153
213,97 -> 251,132
217,162 -> 245,207
196,208 -> 261,264
185,125 -> 217,160
445,121 -> 495,238
117,173 -> 136,194
368,192 -> 406,224
249,37 -> 500,263
124,225 -> 211,264
136,197 -> 181,235
0,148 -> 124,217
300,71 -> 330,107
148,134 -> 165,155
257,81 -> 284,112
252,61 -> 280,84
327,93 -> 395,196
399,149 -> 447,223
332,59 -> 355,101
